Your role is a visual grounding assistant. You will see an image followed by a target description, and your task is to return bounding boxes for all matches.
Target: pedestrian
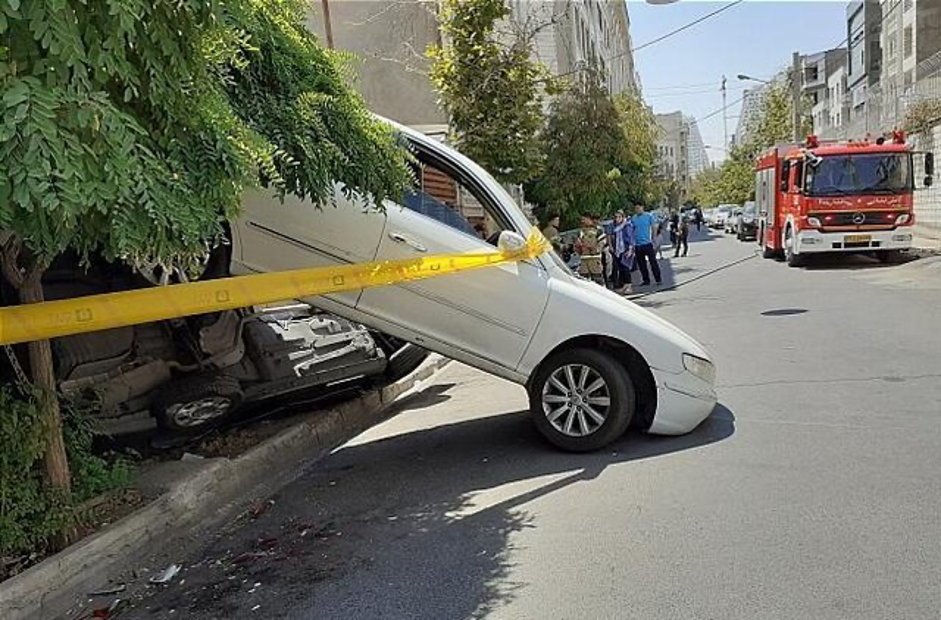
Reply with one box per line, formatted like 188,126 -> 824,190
695,209 -> 703,232
674,214 -> 689,258
669,212 -> 680,248
541,213 -> 563,255
611,210 -> 635,294
575,214 -> 604,285
631,204 -> 662,287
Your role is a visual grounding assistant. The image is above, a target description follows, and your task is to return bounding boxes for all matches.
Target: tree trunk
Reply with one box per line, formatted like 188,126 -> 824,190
19,274 -> 73,545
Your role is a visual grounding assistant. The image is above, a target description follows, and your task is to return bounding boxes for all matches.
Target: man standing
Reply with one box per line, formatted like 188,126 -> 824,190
575,214 -> 604,285
632,204 -> 662,286
542,213 -> 563,255
674,213 -> 689,258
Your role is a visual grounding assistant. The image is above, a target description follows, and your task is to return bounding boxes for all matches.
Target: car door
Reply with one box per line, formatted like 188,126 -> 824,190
232,186 -> 387,308
357,141 -> 551,373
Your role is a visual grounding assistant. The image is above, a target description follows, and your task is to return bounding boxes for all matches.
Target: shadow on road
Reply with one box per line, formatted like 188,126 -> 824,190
128,401 -> 735,619
799,252 -> 918,272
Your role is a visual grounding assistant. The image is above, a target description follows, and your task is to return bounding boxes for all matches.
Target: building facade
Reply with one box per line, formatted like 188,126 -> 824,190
655,112 -> 690,206
305,1 -> 446,128
509,0 -> 639,96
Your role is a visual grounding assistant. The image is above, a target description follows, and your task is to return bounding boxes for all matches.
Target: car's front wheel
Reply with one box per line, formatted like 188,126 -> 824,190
529,348 -> 635,452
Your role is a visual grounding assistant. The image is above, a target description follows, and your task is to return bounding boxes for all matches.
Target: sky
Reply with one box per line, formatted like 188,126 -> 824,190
627,0 -> 849,164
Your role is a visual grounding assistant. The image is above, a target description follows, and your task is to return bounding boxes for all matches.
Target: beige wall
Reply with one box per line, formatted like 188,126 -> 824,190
306,0 -> 447,127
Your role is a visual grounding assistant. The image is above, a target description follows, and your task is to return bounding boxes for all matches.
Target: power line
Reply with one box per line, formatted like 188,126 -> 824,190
555,0 -> 745,79
633,0 -> 746,53
644,81 -> 726,92
646,86 -> 748,99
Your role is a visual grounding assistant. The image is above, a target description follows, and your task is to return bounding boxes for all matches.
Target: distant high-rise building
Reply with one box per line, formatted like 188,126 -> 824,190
734,86 -> 769,147
684,116 -> 710,178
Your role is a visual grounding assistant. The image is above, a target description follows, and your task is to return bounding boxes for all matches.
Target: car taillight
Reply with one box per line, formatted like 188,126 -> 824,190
895,213 -> 911,225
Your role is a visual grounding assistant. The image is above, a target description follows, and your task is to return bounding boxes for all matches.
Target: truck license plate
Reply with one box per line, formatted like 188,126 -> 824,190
844,234 -> 871,243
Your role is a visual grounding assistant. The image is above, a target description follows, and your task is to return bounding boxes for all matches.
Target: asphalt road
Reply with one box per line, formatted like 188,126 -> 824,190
123,228 -> 941,619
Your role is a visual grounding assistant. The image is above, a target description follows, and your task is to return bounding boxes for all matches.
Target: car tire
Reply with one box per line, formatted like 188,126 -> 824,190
385,342 -> 429,382
529,348 -> 635,452
784,226 -> 803,267
152,374 -> 243,433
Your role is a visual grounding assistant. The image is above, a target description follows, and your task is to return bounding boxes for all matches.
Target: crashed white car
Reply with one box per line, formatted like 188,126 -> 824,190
229,120 -> 717,451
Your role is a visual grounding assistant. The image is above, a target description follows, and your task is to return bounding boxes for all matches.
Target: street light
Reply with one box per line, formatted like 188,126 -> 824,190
737,74 -> 771,84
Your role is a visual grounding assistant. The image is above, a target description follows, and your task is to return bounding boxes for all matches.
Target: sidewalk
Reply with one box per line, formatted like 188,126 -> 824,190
0,355 -> 452,620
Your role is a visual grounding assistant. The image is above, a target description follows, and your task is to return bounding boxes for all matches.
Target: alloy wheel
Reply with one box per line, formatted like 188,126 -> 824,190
168,397 -> 233,428
541,364 -> 611,437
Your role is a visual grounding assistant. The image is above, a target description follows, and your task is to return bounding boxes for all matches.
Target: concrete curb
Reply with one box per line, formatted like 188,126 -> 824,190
0,354 -> 452,620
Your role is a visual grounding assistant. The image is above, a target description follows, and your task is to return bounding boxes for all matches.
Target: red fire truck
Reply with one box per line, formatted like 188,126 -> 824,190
755,133 -> 934,266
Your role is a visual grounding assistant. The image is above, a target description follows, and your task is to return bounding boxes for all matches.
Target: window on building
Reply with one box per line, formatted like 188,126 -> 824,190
904,26 -> 913,58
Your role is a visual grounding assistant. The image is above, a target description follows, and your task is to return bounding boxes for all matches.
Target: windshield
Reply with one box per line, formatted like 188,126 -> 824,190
806,153 -> 912,196
743,202 -> 757,215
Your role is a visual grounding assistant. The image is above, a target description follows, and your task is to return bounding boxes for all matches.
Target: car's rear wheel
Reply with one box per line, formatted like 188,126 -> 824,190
529,348 -> 634,452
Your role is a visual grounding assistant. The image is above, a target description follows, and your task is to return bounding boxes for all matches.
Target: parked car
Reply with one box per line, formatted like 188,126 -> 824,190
724,207 -> 743,233
702,208 -> 716,228
712,204 -> 735,230
736,201 -> 758,241
230,118 -> 717,451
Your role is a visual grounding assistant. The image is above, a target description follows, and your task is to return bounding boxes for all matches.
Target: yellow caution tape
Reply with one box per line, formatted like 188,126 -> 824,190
0,229 -> 549,346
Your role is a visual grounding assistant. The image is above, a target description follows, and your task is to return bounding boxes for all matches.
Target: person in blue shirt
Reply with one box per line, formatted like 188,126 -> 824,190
632,204 -> 662,286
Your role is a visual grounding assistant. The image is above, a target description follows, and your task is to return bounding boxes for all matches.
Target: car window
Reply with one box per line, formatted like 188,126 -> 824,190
399,152 -> 511,246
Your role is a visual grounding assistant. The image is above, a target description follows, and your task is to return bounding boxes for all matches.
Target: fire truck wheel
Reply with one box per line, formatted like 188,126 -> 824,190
877,250 -> 902,264
784,227 -> 803,267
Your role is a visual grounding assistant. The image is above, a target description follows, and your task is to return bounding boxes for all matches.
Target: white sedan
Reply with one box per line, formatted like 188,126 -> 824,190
228,120 -> 718,451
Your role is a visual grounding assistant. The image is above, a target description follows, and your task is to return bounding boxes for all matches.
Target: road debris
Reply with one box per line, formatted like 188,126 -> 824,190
89,584 -> 126,597
149,564 -> 182,584
91,598 -> 125,619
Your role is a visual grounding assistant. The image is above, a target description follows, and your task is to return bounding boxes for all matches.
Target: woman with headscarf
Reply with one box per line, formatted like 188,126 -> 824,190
612,209 -> 635,294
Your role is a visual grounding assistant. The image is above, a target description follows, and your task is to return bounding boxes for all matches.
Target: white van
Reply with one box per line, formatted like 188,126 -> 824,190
230,121 -> 717,451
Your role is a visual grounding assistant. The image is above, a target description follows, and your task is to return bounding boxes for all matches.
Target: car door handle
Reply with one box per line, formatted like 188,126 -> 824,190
388,232 -> 427,253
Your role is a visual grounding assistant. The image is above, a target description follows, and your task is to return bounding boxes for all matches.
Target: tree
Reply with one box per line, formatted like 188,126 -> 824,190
691,77 -> 805,208
0,0 -> 409,537
428,0 -> 554,185
614,91 -> 662,205
526,67 -> 658,225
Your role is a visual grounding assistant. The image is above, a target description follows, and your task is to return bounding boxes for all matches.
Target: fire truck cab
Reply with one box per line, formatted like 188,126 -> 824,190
755,133 -> 934,266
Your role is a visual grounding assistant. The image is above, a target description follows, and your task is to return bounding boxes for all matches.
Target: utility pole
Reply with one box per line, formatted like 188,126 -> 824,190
721,75 -> 728,150
792,51 -> 802,142
322,0 -> 334,49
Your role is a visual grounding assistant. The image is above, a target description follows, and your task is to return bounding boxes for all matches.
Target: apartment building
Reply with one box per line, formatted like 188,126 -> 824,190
655,112 -> 690,206
510,0 -> 639,96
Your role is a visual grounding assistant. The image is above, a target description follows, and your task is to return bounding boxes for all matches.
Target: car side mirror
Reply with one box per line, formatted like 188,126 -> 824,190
497,230 -> 527,253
